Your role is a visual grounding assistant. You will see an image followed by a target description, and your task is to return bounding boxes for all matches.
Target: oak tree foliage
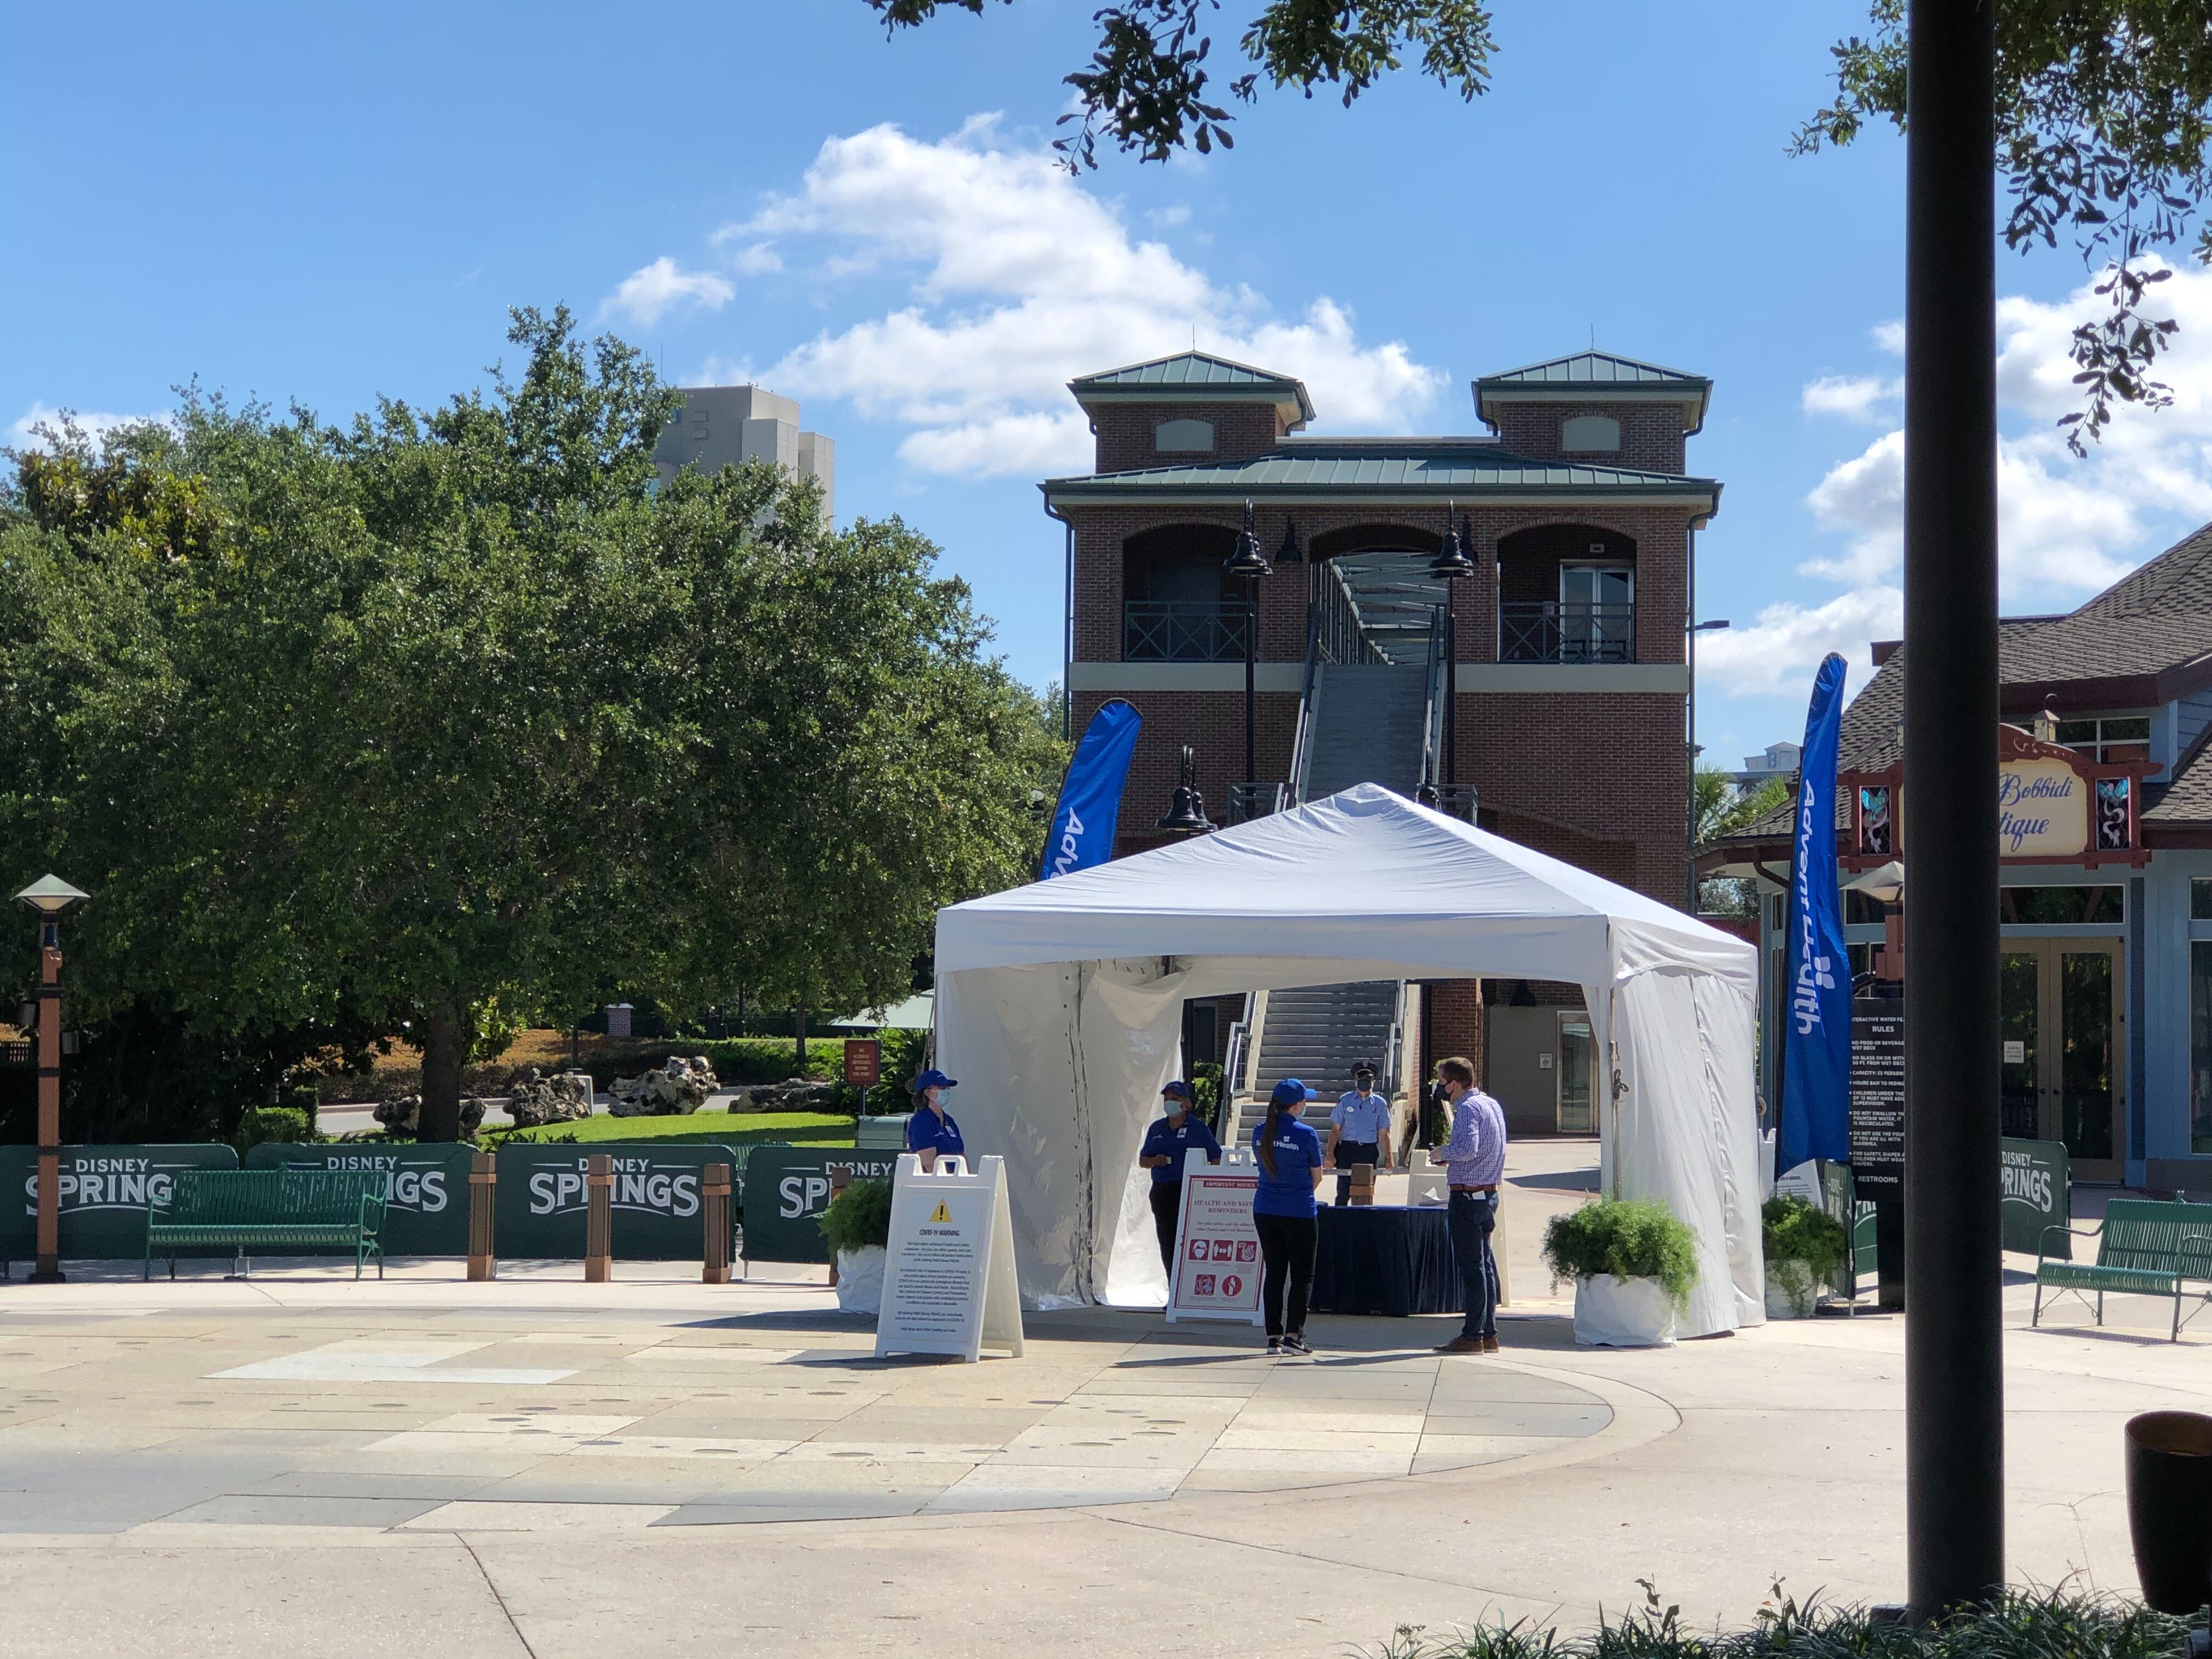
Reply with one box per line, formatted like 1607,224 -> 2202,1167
0,309 -> 1061,1142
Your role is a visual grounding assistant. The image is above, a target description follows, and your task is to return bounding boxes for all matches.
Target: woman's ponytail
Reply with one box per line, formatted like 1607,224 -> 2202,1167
1256,1099 -> 1282,1177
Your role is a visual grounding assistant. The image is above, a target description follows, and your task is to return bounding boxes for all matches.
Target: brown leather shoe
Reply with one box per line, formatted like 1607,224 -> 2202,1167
1434,1335 -> 1486,1355
1481,1335 -> 1500,1354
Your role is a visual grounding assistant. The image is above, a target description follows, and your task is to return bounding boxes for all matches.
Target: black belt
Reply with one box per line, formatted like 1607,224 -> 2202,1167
1450,1184 -> 1498,1194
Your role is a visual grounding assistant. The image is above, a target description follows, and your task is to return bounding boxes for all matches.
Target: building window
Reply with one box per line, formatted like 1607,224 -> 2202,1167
1999,885 -> 2124,924
2194,943 -> 2212,1152
1154,418 -> 1215,453
2193,878 -> 2212,919
2055,714 -> 2152,763
1561,414 -> 1620,453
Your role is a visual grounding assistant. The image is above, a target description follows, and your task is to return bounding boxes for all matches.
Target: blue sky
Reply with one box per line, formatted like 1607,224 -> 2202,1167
12,3 -> 2212,767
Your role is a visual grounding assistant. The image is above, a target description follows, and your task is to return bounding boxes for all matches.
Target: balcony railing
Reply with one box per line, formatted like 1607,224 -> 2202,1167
1123,600 -> 1252,663
1499,601 -> 1636,664
1226,781 -> 1286,824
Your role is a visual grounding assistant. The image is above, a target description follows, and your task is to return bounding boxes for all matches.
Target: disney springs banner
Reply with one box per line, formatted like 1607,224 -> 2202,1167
1780,653 -> 1852,1171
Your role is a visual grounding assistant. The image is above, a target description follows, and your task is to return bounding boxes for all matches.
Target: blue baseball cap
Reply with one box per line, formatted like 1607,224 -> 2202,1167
914,1068 -> 958,1091
1160,1080 -> 1194,1101
1270,1077 -> 1319,1109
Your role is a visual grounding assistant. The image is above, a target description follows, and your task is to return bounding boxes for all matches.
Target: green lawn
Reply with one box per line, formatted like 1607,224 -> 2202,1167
497,1110 -> 856,1148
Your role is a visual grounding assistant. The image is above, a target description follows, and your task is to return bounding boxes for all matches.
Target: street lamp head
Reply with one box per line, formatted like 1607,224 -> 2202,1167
1221,499 -> 1272,580
1690,619 -> 1731,634
1429,503 -> 1476,580
1154,745 -> 1215,836
1274,515 -> 1302,565
15,875 -> 89,918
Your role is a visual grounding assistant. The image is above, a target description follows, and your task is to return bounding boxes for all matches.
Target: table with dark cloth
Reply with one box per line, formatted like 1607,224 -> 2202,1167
1308,1203 -> 1464,1316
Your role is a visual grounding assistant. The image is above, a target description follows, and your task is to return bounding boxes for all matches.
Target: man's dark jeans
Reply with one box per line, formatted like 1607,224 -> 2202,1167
1447,1189 -> 1499,1340
1149,1182 -> 1181,1274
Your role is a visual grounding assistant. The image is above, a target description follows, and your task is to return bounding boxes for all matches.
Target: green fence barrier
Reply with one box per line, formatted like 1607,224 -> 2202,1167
740,1144 -> 903,1265
245,1143 -> 474,1256
1,1144 -> 240,1265
494,1141 -> 739,1260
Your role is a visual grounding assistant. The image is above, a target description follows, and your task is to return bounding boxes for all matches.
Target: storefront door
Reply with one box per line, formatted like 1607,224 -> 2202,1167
1998,940 -> 2124,1181
1556,1014 -> 1594,1133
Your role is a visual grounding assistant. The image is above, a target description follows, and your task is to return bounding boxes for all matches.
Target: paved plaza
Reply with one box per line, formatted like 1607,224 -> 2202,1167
0,1149 -> 2206,1657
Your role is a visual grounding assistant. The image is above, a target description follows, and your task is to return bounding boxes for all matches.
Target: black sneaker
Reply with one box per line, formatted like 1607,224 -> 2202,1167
1266,1336 -> 1283,1356
1282,1333 -> 1314,1356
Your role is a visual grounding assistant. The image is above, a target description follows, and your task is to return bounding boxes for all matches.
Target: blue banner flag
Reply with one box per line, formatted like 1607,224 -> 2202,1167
1780,653 -> 1853,1170
1039,699 -> 1143,880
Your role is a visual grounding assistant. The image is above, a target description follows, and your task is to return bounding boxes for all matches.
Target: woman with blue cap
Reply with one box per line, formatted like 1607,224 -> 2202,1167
1251,1076 -> 1325,1355
905,1069 -> 964,1171
1138,1080 -> 1223,1272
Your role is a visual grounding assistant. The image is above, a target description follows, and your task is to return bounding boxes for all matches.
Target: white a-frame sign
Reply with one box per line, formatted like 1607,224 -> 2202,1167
1164,1147 -> 1265,1327
874,1154 -> 1026,1362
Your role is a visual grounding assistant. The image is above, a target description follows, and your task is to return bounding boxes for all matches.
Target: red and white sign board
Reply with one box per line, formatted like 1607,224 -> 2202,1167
1165,1148 -> 1263,1326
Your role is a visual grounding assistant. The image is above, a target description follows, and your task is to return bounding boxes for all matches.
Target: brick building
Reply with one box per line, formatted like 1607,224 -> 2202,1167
1702,522 -> 2212,1189
1040,349 -> 1723,1137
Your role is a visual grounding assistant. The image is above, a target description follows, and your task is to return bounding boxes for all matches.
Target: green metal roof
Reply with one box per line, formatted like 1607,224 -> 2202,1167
1474,351 -> 1712,432
1068,351 -> 1315,422
1042,439 -> 1720,506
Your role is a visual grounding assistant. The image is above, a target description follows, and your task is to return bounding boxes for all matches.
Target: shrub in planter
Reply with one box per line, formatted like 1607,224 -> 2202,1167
1761,1194 -> 1849,1318
1542,1198 -> 1700,1347
821,1177 -> 893,1314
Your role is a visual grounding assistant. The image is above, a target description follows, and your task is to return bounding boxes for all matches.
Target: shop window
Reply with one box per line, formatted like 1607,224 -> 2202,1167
2055,714 -> 2153,763
1846,890 -> 1896,924
1999,885 -> 2124,924
2194,943 -> 2212,1152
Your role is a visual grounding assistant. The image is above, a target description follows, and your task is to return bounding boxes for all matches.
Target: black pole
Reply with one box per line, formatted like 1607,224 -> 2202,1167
1238,584 -> 1256,792
1444,602 -> 1458,797
1903,0 -> 2002,1620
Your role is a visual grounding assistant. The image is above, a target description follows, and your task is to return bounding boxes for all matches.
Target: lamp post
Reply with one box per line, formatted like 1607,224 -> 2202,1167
1222,500 -> 1273,814
1428,510 -> 1477,811
16,875 -> 89,1284
1687,618 -> 1731,909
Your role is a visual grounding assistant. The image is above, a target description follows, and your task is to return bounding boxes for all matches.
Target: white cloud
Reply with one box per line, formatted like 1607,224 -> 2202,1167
1802,373 -> 1898,423
1699,588 -> 1902,699
730,242 -> 782,276
7,402 -> 160,449
725,117 -> 1443,477
600,256 -> 736,327
1719,262 -> 2212,701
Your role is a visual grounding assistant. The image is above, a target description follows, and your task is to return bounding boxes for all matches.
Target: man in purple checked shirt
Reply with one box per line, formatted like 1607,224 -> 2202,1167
1432,1055 -> 1508,1355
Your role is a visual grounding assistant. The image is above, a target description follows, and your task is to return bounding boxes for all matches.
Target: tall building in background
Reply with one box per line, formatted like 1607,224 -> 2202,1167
653,384 -> 834,524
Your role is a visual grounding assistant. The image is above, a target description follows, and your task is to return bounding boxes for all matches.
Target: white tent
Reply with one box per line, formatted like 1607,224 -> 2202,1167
933,784 -> 1764,1337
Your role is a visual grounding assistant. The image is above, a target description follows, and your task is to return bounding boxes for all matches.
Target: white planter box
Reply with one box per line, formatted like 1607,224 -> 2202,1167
1572,1274 -> 1678,1347
835,1246 -> 885,1314
1764,1259 -> 1816,1319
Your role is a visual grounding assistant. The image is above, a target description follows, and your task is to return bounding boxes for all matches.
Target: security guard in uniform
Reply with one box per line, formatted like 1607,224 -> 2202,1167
1137,1080 -> 1223,1272
1326,1063 -> 1392,1205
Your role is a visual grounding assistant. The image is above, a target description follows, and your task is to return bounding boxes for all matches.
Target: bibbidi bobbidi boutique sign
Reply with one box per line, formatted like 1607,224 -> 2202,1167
246,1142 -> 473,1255
494,1141 -> 740,1260
1844,723 -> 2148,872
0,1144 -> 239,1262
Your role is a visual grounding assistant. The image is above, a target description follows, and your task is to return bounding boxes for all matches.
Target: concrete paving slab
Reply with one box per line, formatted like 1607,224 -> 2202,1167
401,1500 -> 675,1532
163,1493 -> 445,1527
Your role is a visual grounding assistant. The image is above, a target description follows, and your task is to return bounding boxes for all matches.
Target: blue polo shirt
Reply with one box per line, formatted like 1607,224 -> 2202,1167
1139,1113 -> 1222,1185
1250,1116 -> 1324,1218
906,1105 -> 964,1163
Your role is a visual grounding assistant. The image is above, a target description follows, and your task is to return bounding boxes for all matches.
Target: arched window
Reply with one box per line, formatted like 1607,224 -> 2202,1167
1154,418 -> 1215,453
1561,414 -> 1621,453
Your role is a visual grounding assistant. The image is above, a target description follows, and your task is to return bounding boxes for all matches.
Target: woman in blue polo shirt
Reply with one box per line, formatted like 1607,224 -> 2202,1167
1251,1076 -> 1326,1356
905,1069 -> 964,1171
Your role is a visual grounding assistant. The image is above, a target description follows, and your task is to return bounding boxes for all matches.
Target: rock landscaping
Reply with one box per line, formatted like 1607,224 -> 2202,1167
608,1054 -> 719,1117
506,1066 -> 596,1128
372,1093 -> 487,1137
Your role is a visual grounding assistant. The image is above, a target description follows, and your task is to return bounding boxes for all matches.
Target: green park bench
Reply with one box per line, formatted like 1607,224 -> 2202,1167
144,1169 -> 387,1281
2032,1198 -> 2212,1341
